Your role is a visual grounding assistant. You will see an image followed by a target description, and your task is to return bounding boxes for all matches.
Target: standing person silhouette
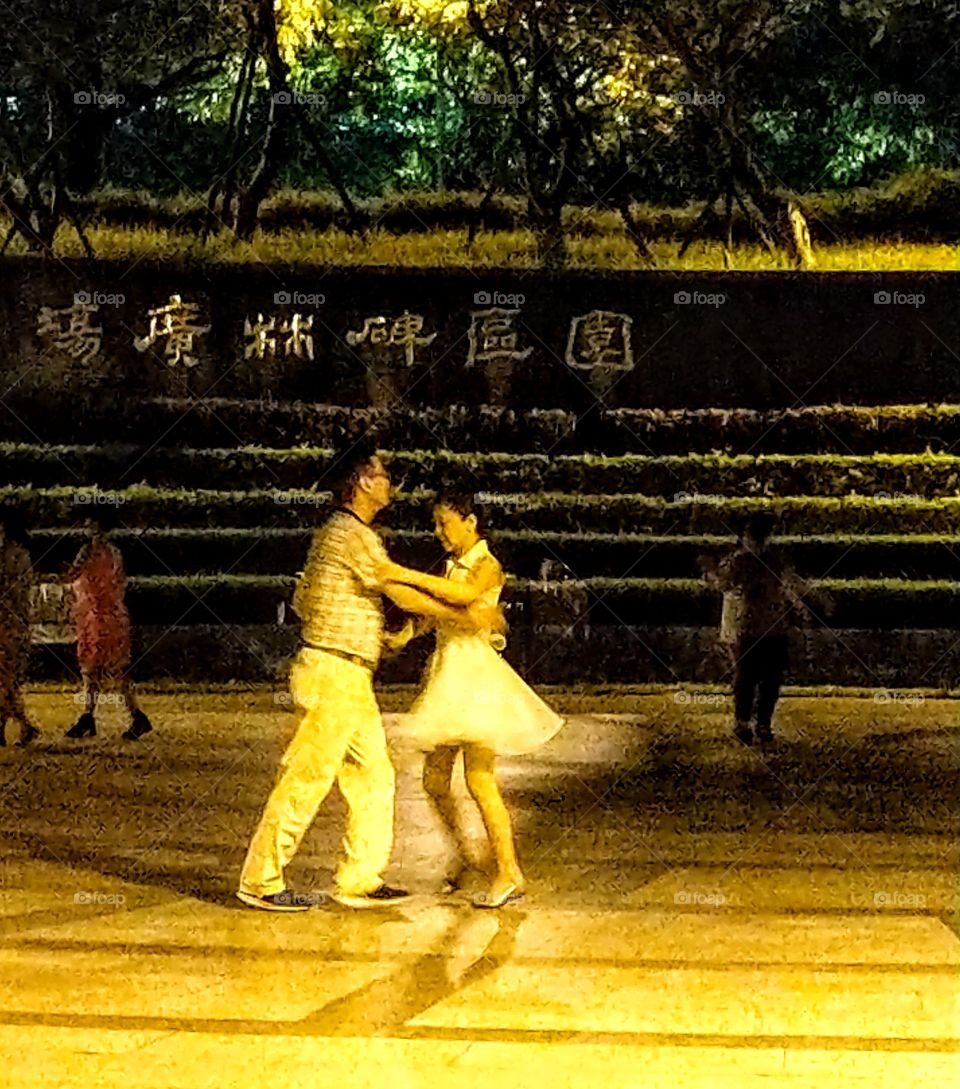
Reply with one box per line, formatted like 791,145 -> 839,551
0,510 -> 41,747
711,513 -> 809,744
61,511 -> 153,741
237,443 -> 500,912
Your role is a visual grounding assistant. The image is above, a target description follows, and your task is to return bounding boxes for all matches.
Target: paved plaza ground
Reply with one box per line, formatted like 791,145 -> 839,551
0,688 -> 957,1087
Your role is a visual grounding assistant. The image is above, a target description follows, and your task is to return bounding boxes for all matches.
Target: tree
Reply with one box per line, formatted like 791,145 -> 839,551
628,0 -> 821,267
461,0 -> 679,267
0,0 -> 239,255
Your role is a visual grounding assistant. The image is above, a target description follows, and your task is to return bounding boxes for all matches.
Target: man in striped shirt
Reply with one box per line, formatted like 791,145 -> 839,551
238,439 -> 496,911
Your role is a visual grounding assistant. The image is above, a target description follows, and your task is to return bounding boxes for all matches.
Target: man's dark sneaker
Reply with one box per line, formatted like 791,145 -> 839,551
236,889 -> 312,912
733,721 -> 753,745
755,724 -> 774,743
333,884 -> 409,909
122,710 -> 153,741
65,712 -> 96,739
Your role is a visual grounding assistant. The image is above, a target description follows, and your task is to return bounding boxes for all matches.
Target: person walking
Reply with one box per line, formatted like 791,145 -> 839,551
709,512 -> 809,744
61,513 -> 153,741
0,511 -> 41,747
237,442 -> 500,913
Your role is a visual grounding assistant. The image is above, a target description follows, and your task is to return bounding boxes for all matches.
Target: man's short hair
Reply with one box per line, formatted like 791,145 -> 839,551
329,437 -> 381,504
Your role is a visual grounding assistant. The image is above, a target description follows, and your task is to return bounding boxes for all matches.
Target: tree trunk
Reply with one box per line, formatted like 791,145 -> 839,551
233,0 -> 290,241
532,200 -> 567,268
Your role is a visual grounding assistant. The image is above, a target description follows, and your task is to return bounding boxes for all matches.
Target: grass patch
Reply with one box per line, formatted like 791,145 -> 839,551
4,219 -> 957,271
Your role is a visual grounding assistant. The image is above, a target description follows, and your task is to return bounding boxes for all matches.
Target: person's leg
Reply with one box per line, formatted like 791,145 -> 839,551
120,675 -> 140,714
85,670 -> 100,718
10,686 -> 39,745
239,712 -> 350,899
333,677 -> 398,898
239,656 -> 359,899
463,744 -> 524,904
119,673 -> 153,738
732,638 -> 757,741
755,636 -> 788,740
422,746 -> 489,887
66,669 -> 99,736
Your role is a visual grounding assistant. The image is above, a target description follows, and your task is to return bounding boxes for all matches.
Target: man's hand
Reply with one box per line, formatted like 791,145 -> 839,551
464,599 -> 508,634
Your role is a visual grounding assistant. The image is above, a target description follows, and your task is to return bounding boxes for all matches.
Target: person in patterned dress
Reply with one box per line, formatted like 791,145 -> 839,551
61,513 -> 153,741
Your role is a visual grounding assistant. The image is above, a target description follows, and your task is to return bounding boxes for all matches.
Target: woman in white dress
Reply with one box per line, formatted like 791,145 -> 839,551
382,494 -> 565,909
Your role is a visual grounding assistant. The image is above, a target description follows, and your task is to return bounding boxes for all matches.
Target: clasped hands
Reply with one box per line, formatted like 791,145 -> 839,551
378,558 -> 507,653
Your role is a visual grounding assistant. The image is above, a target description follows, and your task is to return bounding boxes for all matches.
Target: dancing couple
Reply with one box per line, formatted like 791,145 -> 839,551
237,440 -> 563,913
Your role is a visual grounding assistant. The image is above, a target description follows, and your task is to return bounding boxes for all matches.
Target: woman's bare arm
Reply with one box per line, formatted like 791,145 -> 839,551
382,582 -> 479,628
380,555 -> 502,606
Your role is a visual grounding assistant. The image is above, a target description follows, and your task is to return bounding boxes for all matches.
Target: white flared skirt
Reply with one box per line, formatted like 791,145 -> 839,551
402,634 -> 565,756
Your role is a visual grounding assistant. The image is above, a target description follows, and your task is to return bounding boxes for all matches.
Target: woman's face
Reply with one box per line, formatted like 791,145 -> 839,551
433,505 -> 476,555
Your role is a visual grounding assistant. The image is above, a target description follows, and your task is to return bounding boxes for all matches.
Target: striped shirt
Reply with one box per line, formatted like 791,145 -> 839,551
292,509 -> 390,668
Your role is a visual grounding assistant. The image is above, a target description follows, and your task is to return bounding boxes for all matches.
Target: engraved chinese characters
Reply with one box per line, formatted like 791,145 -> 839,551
37,302 -> 103,365
345,310 -> 437,409
133,294 -> 211,368
34,296 -> 637,400
467,307 -> 533,404
244,313 -> 315,360
346,311 -> 436,367
566,311 -> 633,371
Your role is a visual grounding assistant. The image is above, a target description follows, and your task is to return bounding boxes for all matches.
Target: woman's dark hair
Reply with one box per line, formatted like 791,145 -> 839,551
328,437 -> 381,505
433,491 -> 487,534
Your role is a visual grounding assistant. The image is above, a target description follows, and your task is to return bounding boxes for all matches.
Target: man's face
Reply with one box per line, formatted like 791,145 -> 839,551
360,456 -> 392,509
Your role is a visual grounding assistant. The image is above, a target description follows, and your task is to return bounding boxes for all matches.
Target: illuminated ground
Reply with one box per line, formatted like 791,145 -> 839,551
0,690 -> 957,1087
